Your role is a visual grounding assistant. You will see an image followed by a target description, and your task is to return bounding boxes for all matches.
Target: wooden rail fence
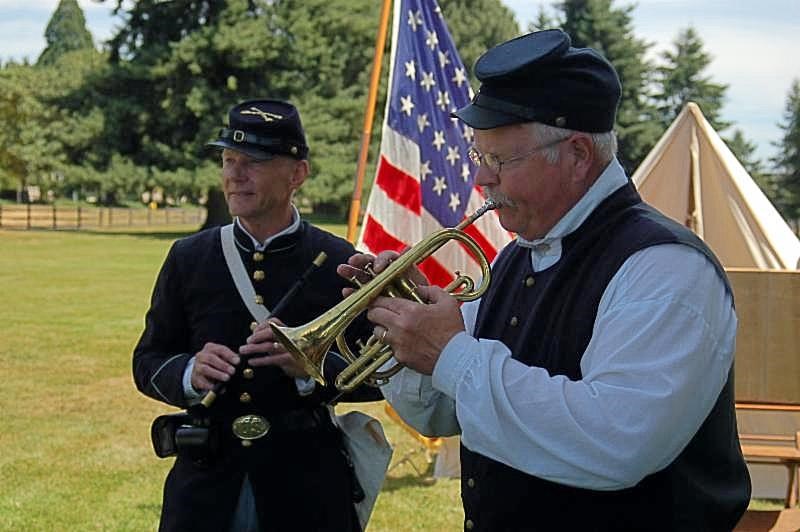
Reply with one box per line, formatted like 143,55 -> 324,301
0,204 -> 206,230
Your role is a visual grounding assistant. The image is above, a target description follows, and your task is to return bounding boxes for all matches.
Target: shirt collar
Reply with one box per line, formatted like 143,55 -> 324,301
235,205 -> 301,251
516,157 -> 629,270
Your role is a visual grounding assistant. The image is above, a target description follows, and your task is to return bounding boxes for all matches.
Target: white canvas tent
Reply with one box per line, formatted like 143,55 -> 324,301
633,102 -> 800,502
632,102 -> 800,269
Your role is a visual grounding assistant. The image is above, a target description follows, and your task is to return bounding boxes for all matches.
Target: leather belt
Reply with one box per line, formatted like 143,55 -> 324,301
231,406 -> 331,445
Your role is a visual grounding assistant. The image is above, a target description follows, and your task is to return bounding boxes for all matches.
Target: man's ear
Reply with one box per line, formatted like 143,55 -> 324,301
567,134 -> 594,181
290,159 -> 309,189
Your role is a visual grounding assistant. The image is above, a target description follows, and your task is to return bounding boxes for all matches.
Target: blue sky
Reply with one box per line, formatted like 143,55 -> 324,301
1,0 -> 798,164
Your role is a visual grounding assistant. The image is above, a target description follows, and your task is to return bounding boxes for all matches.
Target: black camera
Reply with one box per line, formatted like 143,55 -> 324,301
151,412 -> 218,460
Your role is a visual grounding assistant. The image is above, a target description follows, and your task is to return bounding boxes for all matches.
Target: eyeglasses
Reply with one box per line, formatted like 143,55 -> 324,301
467,138 -> 567,176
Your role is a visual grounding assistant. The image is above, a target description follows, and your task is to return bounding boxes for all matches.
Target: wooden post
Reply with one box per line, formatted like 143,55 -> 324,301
52,205 -> 57,229
345,0 -> 393,243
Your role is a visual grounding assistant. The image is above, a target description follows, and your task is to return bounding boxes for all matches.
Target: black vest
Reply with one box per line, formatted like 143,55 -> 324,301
460,183 -> 750,531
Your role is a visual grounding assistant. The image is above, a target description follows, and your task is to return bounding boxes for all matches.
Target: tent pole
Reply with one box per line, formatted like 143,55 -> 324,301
345,0 -> 393,244
689,125 -> 704,238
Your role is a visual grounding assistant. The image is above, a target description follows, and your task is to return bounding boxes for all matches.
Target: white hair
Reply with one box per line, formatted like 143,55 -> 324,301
524,122 -> 617,165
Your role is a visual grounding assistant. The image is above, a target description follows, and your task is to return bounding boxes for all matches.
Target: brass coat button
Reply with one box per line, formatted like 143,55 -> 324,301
253,252 -> 264,262
250,321 -> 259,332
243,368 -> 254,379
239,392 -> 252,403
467,478 -> 475,488
241,440 -> 252,447
254,295 -> 264,305
509,316 -> 519,327
524,275 -> 535,287
253,270 -> 265,281
465,519 -> 474,530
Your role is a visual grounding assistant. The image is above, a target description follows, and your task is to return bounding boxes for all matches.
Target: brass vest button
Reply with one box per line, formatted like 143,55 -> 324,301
509,316 -> 519,327
253,252 -> 264,262
254,295 -> 264,305
253,270 -> 265,281
465,519 -> 474,530
239,392 -> 252,403
524,275 -> 535,287
243,368 -> 255,379
467,478 -> 475,488
250,321 -> 259,332
241,439 -> 252,447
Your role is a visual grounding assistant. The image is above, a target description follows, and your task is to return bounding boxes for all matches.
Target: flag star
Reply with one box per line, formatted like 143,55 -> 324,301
462,125 -> 474,143
448,192 -> 461,212
420,160 -> 432,181
438,50 -> 450,69
425,30 -> 439,50
432,176 -> 447,196
435,5 -> 442,17
468,86 -> 475,99
405,59 -> 416,80
461,163 -> 471,182
420,71 -> 436,92
436,90 -> 450,111
417,113 -> 430,133
400,95 -> 415,116
452,67 -> 467,87
446,145 -> 460,166
432,130 -> 446,151
408,9 -> 423,31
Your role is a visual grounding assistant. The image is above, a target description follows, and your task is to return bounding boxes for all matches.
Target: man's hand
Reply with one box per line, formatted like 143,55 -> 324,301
336,250 -> 428,298
367,284 -> 464,375
239,318 -> 309,378
191,342 -> 240,391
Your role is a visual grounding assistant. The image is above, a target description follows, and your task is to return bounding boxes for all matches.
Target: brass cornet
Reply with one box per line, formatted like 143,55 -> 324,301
270,200 -> 497,393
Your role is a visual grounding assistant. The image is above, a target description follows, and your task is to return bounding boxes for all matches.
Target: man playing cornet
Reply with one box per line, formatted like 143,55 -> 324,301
339,29 -> 750,531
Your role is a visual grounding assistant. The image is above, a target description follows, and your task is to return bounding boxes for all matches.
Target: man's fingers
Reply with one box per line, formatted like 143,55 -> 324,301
347,252 -> 376,269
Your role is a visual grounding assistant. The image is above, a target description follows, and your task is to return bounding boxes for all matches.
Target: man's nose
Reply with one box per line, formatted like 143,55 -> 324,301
473,164 -> 496,187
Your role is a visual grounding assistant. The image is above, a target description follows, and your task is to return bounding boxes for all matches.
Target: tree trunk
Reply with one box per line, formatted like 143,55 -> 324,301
201,186 -> 231,230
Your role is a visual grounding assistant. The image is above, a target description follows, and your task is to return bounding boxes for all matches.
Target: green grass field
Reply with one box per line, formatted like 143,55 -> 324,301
0,226 -> 782,531
0,226 -> 462,531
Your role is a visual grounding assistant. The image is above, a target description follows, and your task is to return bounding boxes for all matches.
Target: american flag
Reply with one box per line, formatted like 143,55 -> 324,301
357,0 -> 511,287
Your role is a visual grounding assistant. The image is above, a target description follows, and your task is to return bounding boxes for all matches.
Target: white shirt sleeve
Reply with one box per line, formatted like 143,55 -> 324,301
387,243 -> 737,490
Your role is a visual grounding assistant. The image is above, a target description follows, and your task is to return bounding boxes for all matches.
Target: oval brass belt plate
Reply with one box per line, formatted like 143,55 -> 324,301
232,415 -> 270,440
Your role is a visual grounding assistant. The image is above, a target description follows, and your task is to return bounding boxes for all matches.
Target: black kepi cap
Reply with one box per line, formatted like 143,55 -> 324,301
207,99 -> 309,160
453,29 -> 621,133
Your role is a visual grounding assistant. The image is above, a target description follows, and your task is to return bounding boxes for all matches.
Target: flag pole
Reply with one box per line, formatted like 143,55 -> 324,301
346,0 -> 393,243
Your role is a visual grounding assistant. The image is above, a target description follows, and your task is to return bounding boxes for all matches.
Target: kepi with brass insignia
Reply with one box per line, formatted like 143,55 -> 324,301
207,99 -> 309,160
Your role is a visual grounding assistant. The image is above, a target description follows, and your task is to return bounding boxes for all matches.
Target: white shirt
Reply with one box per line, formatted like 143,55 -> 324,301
382,158 -> 737,490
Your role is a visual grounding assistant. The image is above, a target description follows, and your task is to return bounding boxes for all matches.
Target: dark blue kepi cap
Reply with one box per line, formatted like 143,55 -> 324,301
453,29 -> 621,133
207,99 -> 309,160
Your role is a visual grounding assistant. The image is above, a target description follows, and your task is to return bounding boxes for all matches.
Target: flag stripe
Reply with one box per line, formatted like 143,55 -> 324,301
361,214 -> 454,288
375,156 -> 421,215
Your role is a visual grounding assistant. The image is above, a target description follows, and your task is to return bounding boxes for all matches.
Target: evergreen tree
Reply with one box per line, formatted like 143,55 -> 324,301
90,0 -> 521,223
771,79 -> 800,223
654,26 -> 728,131
558,0 -> 660,174
37,0 -> 94,66
441,0 -> 520,81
